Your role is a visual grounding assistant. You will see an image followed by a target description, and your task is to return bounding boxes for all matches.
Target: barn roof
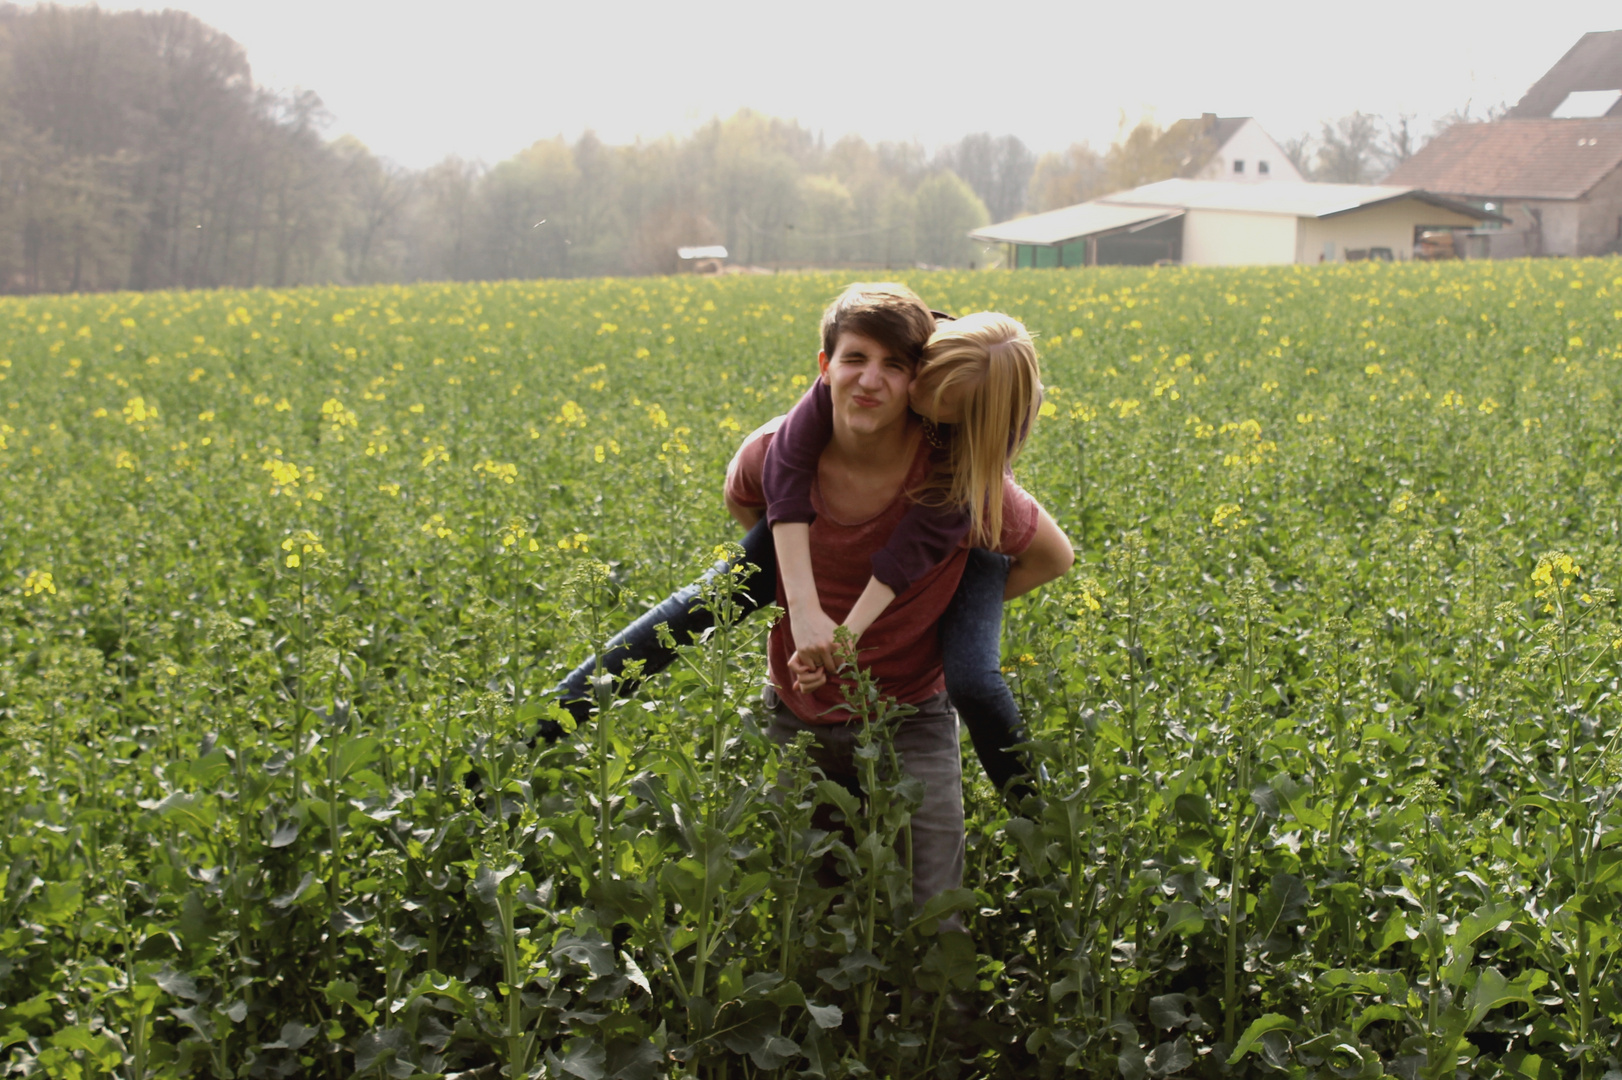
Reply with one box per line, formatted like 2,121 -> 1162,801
969,203 -> 1183,247
1508,30 -> 1622,119
1102,178 -> 1496,221
971,179 -> 1499,247
1384,119 -> 1622,199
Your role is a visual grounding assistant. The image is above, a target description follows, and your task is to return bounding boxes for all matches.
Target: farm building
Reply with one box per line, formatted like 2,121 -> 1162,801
1156,114 -> 1304,183
1381,31 -> 1622,258
1383,121 -> 1622,257
972,178 -> 1498,268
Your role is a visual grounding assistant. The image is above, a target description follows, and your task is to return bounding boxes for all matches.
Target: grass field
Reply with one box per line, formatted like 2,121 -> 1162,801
1,261 -> 1620,1079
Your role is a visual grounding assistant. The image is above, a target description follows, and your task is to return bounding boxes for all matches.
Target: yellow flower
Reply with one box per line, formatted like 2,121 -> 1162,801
474,460 -> 517,483
1532,551 -> 1582,598
263,458 -> 302,492
22,570 -> 56,596
122,396 -> 155,424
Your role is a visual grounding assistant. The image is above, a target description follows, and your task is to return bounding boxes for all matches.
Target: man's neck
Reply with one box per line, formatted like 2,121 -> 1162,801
826,411 -> 915,470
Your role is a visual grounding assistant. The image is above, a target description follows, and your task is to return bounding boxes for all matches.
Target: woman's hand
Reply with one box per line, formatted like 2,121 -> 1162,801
788,602 -> 840,672
787,649 -> 828,692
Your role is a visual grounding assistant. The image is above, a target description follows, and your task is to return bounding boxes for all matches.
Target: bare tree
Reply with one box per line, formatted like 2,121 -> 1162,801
937,133 -> 1034,223
1312,112 -> 1382,183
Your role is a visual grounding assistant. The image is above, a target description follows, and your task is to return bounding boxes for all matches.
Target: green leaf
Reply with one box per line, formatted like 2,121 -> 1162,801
1372,913 -> 1412,956
153,968 -> 203,1001
909,887 -> 975,932
1351,1004 -> 1405,1035
553,1038 -> 606,1080
806,1002 -> 842,1029
323,978 -> 378,1026
553,931 -> 616,977
1149,994 -> 1193,1031
1227,1014 -> 1296,1064
270,872 -> 320,909
1147,1035 -> 1193,1077
334,735 -> 380,780
1464,967 -> 1534,1030
1173,793 -> 1211,828
1117,1042 -> 1147,1080
1154,901 -> 1205,942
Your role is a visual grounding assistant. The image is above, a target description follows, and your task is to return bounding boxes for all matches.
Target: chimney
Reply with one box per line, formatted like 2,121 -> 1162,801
1201,112 -> 1217,131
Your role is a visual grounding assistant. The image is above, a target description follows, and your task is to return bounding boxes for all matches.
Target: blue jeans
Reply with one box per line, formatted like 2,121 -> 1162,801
548,522 -> 1031,792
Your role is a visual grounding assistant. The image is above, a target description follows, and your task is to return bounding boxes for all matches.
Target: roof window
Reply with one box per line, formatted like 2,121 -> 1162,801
1552,89 -> 1621,118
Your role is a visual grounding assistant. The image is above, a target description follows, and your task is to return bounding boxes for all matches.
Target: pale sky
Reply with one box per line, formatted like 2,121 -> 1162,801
102,0 -> 1622,170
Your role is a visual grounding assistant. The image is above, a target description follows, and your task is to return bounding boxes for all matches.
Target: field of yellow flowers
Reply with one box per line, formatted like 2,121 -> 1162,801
2,261 -> 1620,1079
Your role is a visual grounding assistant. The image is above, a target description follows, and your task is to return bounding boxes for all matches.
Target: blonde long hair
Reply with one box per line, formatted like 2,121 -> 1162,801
910,312 -> 1042,547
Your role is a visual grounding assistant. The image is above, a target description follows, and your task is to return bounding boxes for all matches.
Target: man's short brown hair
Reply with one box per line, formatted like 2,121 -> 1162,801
819,283 -> 936,369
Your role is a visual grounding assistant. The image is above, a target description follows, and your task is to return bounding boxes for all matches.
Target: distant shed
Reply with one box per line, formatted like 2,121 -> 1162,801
973,179 -> 1499,268
677,245 -> 728,274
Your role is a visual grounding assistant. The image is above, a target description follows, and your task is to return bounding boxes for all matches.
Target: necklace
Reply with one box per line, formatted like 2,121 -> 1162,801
920,417 -> 947,449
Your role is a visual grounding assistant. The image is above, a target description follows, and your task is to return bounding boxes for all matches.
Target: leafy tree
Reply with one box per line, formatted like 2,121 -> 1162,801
1028,143 -> 1107,212
913,169 -> 988,268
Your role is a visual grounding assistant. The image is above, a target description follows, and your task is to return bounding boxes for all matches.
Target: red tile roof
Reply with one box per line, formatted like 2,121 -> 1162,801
1384,119 -> 1622,200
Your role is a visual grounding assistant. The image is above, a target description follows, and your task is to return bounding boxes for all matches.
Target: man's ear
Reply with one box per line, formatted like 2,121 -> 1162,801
816,350 -> 830,384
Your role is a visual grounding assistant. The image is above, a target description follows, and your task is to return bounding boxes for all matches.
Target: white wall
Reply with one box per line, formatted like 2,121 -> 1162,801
1182,209 -> 1298,264
1294,198 -> 1482,262
1194,119 -> 1305,183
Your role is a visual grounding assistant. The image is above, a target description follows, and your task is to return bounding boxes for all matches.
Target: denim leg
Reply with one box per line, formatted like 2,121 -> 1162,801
939,548 -> 1031,793
542,518 -> 777,741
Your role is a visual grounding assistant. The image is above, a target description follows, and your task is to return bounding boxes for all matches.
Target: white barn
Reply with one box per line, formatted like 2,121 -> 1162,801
974,178 -> 1500,268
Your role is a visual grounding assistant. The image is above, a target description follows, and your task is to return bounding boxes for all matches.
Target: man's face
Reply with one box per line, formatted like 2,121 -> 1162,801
818,331 -> 914,437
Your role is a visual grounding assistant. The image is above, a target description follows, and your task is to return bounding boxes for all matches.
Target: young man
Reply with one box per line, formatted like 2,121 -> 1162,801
722,283 -> 1074,914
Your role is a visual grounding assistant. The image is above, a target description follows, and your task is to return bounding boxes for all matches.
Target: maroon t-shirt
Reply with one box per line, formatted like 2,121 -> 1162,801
728,417 -> 1039,724
763,380 -> 971,594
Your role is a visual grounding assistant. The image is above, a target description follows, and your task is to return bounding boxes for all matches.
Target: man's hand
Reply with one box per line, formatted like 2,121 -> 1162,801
787,650 -> 828,692
788,601 -> 839,672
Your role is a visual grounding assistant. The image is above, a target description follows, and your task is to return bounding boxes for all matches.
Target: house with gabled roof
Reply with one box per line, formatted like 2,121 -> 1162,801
1382,29 -> 1622,257
1156,115 -> 1304,183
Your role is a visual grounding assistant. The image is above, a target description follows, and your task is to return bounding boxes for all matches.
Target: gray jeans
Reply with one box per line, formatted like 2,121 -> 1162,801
764,687 -> 965,930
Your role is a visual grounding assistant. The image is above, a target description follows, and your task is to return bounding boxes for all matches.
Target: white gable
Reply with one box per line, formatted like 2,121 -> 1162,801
1194,119 -> 1304,183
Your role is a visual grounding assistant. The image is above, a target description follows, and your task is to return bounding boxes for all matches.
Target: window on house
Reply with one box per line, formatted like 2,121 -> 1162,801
1233,160 -> 1245,174
1258,161 -> 1270,175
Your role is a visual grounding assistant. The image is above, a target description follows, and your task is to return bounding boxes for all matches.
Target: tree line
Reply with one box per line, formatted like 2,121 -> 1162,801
0,5 -> 1011,293
1,4 -> 1481,294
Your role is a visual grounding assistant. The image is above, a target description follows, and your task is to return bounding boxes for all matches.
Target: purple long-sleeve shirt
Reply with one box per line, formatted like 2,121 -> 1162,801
762,380 -> 971,594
